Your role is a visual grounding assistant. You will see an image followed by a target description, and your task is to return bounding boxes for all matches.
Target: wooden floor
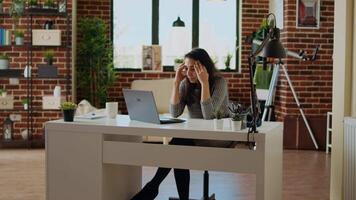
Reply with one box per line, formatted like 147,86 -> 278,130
0,149 -> 330,200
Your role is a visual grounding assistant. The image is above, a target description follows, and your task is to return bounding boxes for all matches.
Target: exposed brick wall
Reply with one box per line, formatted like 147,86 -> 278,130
0,0 -> 73,139
275,0 -> 334,120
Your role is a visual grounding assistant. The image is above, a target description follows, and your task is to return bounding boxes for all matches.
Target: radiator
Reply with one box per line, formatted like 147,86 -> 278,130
344,117 -> 356,200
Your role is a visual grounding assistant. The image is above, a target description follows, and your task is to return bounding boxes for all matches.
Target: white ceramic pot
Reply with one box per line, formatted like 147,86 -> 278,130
53,86 -> 61,97
213,119 -> 224,130
230,120 -> 242,131
0,59 -> 9,70
15,37 -> 24,45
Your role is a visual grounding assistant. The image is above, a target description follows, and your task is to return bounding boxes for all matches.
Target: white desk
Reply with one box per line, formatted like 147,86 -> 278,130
45,115 -> 283,200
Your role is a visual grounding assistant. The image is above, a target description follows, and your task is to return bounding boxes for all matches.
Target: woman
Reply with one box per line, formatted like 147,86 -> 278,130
131,48 -> 230,200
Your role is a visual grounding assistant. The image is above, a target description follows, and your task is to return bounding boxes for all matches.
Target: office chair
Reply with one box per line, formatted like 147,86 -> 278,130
169,170 -> 216,200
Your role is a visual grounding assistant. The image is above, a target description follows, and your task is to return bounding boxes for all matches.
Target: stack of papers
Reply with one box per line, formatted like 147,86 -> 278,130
75,112 -> 106,119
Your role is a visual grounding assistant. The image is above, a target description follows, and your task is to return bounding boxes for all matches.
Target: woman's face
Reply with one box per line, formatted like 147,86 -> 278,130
184,57 -> 198,83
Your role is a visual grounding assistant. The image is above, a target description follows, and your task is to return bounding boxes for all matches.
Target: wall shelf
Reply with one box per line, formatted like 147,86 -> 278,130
0,69 -> 23,78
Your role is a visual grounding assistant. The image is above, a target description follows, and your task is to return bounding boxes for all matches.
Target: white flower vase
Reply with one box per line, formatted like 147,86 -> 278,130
21,129 -> 28,140
230,120 -> 242,131
53,86 -> 61,97
213,119 -> 224,130
24,65 -> 31,78
24,103 -> 28,110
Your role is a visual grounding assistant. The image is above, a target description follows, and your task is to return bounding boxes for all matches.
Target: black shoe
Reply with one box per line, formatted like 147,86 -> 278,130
130,182 -> 159,200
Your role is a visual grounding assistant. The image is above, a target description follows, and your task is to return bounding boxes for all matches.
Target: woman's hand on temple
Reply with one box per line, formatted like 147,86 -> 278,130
174,64 -> 187,85
194,61 -> 209,86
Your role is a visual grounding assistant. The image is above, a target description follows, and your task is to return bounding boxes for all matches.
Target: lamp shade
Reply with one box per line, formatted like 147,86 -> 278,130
172,17 -> 185,27
259,39 -> 286,58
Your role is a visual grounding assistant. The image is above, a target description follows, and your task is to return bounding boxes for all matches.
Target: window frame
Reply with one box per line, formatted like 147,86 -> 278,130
111,0 -> 241,72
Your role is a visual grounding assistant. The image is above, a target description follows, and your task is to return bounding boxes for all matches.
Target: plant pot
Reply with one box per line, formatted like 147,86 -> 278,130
23,103 -> 28,110
230,120 -> 242,131
46,58 -> 53,66
0,59 -> 9,70
63,109 -> 75,122
213,119 -> 224,130
15,37 -> 24,45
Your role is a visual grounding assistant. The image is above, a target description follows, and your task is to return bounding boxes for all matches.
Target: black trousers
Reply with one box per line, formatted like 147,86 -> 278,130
148,138 -> 195,200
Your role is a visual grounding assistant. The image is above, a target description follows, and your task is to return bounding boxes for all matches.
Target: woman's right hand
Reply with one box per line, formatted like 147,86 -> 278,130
174,64 -> 187,85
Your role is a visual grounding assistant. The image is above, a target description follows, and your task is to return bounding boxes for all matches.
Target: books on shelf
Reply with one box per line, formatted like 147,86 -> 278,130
0,28 -> 11,46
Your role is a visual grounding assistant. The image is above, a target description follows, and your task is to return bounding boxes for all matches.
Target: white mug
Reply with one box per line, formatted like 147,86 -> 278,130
106,102 -> 118,119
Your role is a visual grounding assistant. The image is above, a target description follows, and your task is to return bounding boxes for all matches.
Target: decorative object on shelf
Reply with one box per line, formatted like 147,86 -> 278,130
142,45 -> 162,72
58,0 -> 66,13
60,102 -> 77,122
224,53 -> 233,71
42,96 -> 63,110
23,65 -> 31,78
32,29 -> 61,46
174,58 -> 184,71
21,129 -> 28,140
213,109 -> 224,130
53,85 -> 61,97
0,53 -> 9,70
14,29 -> 24,45
0,88 -> 6,97
0,96 -> 14,109
22,98 -> 29,110
228,102 -> 248,131
9,0 -> 25,29
44,49 -> 54,65
28,0 -> 38,8
37,64 -> 58,78
44,20 -> 54,30
43,0 -> 56,9
77,17 -> 115,108
297,0 -> 320,28
2,117 -> 13,140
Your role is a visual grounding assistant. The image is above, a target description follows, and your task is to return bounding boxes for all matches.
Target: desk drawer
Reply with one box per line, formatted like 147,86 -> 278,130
0,96 -> 14,110
103,141 -> 258,173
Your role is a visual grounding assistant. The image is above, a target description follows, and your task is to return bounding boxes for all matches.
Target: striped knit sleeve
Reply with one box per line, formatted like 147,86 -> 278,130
200,77 -> 228,119
169,80 -> 186,118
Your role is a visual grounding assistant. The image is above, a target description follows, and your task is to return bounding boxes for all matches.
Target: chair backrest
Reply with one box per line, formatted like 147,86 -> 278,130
131,78 -> 174,114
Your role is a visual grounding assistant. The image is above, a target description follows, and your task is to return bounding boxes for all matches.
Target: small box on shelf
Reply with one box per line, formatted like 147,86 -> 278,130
32,30 -> 61,46
0,96 -> 14,110
42,96 -> 64,110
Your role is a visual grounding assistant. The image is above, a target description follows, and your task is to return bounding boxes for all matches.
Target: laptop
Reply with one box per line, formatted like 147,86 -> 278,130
123,89 -> 185,124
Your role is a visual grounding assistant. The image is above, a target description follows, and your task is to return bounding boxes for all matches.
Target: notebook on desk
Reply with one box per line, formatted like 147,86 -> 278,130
123,89 -> 185,124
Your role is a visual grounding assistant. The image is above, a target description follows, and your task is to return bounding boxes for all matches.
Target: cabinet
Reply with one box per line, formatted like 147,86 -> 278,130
0,0 -> 71,148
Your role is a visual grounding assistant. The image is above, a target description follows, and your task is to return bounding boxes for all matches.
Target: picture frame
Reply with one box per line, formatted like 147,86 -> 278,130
296,0 -> 320,29
142,45 -> 162,72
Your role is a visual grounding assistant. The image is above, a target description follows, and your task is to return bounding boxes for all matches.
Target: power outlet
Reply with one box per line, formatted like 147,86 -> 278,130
10,114 -> 21,121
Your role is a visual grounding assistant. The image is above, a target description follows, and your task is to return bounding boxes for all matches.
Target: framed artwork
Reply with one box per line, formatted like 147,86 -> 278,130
142,45 -> 162,72
296,0 -> 320,29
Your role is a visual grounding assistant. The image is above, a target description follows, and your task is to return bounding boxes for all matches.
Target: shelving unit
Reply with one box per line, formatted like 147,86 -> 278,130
0,0 -> 70,148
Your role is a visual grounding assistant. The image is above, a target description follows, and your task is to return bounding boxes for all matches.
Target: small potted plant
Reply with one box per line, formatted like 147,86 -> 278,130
224,53 -> 233,71
0,53 -> 9,70
14,30 -> 24,45
213,109 -> 224,130
9,0 -> 25,28
174,58 -> 184,71
228,103 -> 248,131
60,101 -> 77,122
0,88 -> 6,97
44,50 -> 54,65
22,98 -> 29,110
43,0 -> 55,9
28,0 -> 38,8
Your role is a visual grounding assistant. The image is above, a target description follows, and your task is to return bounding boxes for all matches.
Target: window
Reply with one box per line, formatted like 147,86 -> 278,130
159,0 -> 192,66
112,0 -> 241,71
113,0 -> 151,69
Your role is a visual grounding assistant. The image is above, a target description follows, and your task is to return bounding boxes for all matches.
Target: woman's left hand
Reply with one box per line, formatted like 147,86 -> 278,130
194,61 -> 209,85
